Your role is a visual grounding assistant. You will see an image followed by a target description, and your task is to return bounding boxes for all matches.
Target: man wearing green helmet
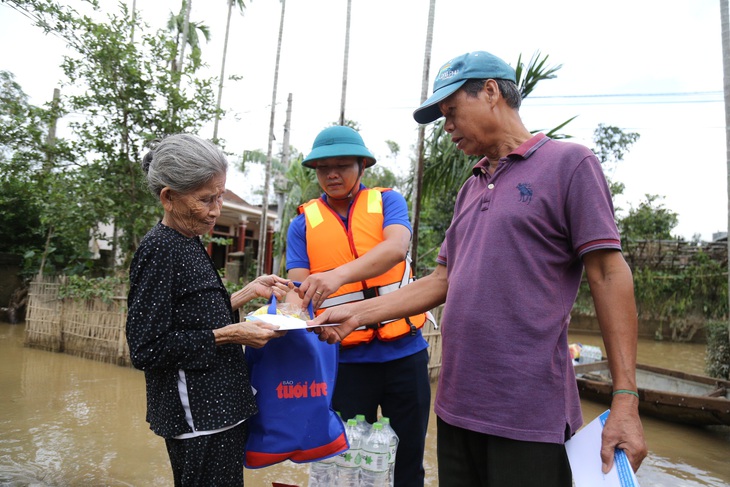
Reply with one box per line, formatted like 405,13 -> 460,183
286,125 -> 432,487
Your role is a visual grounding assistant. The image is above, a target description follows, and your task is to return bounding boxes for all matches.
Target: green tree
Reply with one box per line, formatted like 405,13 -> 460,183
0,70 -> 85,275
7,0 -> 219,273
619,194 -> 678,241
592,123 -> 640,198
167,3 -> 210,73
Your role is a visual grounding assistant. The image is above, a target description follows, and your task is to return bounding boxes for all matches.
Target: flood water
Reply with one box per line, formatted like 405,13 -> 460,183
1,323 -> 729,486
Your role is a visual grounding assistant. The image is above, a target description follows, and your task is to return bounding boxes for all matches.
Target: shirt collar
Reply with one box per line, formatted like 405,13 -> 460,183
471,133 -> 550,176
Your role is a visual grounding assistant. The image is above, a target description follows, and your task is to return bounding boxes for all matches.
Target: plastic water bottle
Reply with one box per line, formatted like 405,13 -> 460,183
579,344 -> 603,364
335,418 -> 362,486
361,422 -> 389,487
308,454 -> 336,487
380,417 -> 399,487
354,413 -> 371,439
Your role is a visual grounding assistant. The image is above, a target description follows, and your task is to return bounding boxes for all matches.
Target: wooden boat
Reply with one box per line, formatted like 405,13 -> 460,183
573,360 -> 730,426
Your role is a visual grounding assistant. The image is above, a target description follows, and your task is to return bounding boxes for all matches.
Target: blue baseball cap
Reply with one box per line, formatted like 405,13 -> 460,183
413,51 -> 517,124
302,125 -> 377,168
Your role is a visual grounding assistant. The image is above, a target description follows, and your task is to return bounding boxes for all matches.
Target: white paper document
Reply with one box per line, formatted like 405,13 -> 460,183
245,313 -> 338,331
565,410 -> 640,487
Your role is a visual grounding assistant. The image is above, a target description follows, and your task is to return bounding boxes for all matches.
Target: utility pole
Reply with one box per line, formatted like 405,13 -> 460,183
411,0 -> 436,272
257,0 -> 287,276
720,0 -> 730,337
272,93 -> 293,275
338,0 -> 352,126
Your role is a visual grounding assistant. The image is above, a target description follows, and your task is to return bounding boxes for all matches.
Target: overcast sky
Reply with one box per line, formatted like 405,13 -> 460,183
1,0 -> 727,241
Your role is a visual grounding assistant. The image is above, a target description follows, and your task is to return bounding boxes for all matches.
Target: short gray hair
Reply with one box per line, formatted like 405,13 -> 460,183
141,133 -> 228,196
462,78 -> 522,110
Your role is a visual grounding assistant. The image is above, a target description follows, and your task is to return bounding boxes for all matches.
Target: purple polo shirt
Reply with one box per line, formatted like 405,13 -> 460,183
435,133 -> 621,444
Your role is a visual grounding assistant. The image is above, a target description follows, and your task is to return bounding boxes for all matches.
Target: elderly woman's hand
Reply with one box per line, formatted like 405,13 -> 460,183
231,274 -> 293,310
213,320 -> 286,348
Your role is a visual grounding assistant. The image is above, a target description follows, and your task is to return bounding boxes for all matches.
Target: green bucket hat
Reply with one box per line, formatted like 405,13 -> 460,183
302,126 -> 376,169
413,51 -> 517,125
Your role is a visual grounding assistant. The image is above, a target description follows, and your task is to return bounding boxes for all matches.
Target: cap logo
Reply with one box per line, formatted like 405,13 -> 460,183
437,69 -> 460,82
436,62 -> 459,82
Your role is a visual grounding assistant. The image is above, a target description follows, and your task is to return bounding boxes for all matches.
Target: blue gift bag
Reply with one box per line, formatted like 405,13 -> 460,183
243,292 -> 348,468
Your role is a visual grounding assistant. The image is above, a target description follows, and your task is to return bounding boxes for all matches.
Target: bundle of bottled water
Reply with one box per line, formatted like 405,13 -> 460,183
308,414 -> 399,487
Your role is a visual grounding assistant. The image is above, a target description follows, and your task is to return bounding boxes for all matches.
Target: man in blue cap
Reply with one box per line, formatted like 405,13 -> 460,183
287,125 -> 432,487
308,52 -> 647,486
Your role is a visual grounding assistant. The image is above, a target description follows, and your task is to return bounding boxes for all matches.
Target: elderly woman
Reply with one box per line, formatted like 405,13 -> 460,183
126,133 -> 289,486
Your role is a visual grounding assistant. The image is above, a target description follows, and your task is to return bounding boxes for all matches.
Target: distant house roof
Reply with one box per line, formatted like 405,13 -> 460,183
224,189 -> 254,207
220,189 -> 276,223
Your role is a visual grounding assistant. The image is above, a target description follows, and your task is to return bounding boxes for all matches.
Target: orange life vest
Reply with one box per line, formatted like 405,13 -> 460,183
298,188 -> 428,347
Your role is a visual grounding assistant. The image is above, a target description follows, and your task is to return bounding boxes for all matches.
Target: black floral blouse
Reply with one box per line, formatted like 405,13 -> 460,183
126,222 -> 257,438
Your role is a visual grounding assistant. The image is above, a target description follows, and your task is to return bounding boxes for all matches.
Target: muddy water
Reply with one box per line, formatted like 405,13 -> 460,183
1,323 -> 728,486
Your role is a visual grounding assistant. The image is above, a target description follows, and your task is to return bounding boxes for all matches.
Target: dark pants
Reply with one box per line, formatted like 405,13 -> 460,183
333,348 -> 431,487
165,422 -> 247,487
437,417 -> 572,487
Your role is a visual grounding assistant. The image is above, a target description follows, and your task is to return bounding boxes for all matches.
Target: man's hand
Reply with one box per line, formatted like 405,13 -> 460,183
600,395 -> 647,473
296,270 -> 343,311
306,303 -> 363,344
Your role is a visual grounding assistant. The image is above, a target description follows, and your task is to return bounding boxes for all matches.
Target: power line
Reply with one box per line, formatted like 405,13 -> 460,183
524,90 -> 723,107
529,90 -> 721,99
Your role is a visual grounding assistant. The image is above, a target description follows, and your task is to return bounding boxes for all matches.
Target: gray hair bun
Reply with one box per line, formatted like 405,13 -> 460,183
141,150 -> 154,174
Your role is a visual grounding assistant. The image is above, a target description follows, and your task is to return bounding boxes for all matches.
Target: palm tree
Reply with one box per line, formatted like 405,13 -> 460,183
410,0 -> 436,271
338,0 -> 352,126
166,4 -> 209,126
720,0 -> 730,336
167,8 -> 210,73
176,0 -> 192,80
257,0 -> 287,276
213,0 -> 249,143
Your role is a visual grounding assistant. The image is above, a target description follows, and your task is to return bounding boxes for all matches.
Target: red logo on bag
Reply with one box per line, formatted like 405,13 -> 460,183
276,380 -> 328,399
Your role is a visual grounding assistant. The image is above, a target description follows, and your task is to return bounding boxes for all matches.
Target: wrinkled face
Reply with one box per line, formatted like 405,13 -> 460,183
313,156 -> 361,199
162,173 -> 226,237
438,87 -> 494,156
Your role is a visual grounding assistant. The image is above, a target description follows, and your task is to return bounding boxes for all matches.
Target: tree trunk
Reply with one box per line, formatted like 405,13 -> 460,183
213,0 -> 234,143
411,0 -> 437,272
721,0 -> 730,337
339,0 -> 352,126
258,0 -> 287,275
130,0 -> 137,41
177,0 -> 192,82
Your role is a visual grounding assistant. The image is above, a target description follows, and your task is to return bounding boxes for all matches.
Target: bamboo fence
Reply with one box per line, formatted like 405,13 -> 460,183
61,295 -> 129,366
24,276 -> 131,366
424,307 -> 443,382
23,276 -> 445,380
24,276 -> 64,353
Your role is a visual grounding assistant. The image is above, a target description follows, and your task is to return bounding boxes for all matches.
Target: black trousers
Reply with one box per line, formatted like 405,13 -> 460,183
333,348 -> 431,487
436,417 -> 572,487
165,421 -> 247,487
